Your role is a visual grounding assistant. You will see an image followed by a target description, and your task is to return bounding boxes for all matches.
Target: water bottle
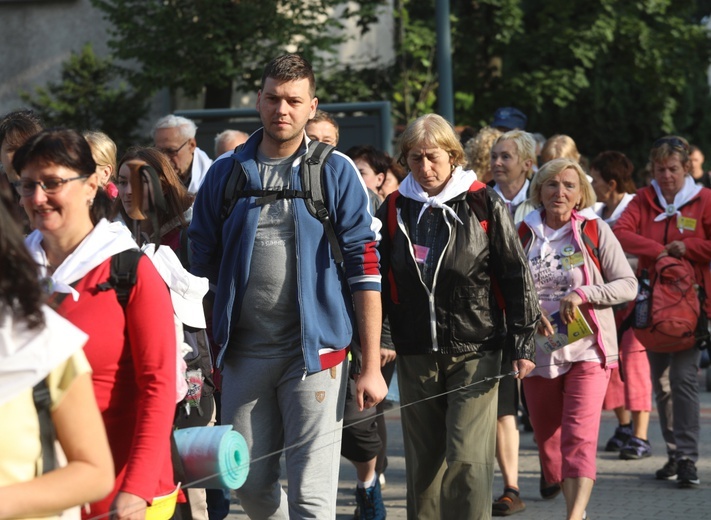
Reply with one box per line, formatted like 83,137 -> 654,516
635,269 -> 650,328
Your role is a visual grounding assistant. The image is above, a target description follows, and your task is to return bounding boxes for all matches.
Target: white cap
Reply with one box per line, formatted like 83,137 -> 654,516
141,244 -> 208,329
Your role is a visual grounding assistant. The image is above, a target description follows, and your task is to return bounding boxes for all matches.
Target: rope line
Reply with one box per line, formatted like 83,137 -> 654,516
86,347 -> 656,519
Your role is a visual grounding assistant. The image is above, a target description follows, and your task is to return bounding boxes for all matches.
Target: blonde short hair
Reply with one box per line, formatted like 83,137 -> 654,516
493,129 -> 536,178
649,135 -> 691,168
530,158 -> 596,209
540,134 -> 580,164
398,113 -> 465,168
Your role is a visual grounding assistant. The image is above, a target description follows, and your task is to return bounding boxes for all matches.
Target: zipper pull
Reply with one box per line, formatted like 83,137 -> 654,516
302,367 -> 307,381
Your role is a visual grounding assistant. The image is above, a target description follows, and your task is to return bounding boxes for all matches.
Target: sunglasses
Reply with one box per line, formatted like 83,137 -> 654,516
13,175 -> 89,197
651,137 -> 689,153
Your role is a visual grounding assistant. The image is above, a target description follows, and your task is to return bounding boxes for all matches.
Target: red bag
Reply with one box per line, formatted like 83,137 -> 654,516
635,255 -> 700,353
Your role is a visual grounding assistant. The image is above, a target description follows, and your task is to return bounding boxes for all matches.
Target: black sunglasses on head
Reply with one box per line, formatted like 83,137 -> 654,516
651,137 -> 689,153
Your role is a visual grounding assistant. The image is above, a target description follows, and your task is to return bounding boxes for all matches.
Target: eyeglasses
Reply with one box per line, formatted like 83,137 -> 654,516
13,175 -> 89,197
158,139 -> 190,157
652,137 -> 689,153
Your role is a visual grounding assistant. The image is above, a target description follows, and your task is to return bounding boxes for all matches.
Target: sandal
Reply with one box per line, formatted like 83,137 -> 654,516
619,436 -> 651,460
492,489 -> 526,516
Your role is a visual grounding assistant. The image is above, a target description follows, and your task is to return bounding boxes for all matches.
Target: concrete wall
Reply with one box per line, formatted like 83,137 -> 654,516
0,0 -> 112,114
0,0 -> 394,135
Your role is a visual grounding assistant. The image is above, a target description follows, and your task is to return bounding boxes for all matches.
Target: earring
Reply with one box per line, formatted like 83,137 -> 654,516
87,198 -> 94,207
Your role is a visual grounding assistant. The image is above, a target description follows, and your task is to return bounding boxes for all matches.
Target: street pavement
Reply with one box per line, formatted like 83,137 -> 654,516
226,368 -> 711,519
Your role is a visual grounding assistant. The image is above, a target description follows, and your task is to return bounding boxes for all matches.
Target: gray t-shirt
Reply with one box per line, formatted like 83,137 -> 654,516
231,150 -> 301,358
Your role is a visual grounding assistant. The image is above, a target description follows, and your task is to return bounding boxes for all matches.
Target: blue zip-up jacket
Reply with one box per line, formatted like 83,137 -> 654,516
188,130 -> 381,374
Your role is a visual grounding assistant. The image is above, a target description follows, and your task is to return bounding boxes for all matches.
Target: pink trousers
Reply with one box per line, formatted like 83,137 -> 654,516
602,328 -> 652,412
524,361 -> 611,483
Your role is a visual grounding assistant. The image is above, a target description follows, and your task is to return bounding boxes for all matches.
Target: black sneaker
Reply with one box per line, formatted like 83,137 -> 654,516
655,457 -> 677,480
677,458 -> 700,488
605,424 -> 633,452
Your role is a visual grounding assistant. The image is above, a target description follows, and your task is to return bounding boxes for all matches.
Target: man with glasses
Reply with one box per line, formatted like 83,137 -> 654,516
152,114 -> 212,194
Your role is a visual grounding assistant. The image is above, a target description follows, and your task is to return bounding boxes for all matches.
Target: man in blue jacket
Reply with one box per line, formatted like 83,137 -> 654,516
189,54 -> 387,519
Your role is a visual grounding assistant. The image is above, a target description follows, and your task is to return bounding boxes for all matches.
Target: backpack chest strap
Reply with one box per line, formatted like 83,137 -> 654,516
238,188 -> 310,206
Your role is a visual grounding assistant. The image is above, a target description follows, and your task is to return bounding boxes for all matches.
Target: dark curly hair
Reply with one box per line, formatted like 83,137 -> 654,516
0,177 -> 45,329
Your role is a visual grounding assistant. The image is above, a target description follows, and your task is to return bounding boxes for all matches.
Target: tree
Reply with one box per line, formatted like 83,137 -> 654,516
452,0 -> 711,169
321,0 -> 711,173
21,44 -> 149,152
91,0 -> 386,109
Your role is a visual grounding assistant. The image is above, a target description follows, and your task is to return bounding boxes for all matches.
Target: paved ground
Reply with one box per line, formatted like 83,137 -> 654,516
226,368 -> 711,519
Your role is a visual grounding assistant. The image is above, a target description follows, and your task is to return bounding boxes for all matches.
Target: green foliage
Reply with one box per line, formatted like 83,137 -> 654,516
21,44 -> 149,152
323,0 -> 711,171
320,0 -> 440,123
501,0 -> 711,169
90,0 -> 387,106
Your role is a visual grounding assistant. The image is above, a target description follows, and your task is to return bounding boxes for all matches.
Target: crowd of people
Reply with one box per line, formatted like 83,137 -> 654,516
0,52 -> 709,520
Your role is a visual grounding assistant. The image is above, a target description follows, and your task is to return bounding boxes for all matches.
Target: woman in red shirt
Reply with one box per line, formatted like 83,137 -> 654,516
614,136 -> 711,488
14,129 -> 177,520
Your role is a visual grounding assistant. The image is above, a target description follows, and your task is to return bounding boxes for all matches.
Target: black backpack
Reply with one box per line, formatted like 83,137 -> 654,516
220,140 -> 343,263
98,250 -> 216,406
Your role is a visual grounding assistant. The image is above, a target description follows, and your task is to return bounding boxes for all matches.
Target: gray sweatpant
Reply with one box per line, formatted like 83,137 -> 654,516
647,347 -> 701,461
221,354 -> 348,519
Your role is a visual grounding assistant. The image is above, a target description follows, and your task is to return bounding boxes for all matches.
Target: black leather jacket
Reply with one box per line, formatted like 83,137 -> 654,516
378,183 -> 539,360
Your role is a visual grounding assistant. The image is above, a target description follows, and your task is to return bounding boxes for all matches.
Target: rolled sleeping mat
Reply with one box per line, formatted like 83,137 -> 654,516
173,425 -> 250,489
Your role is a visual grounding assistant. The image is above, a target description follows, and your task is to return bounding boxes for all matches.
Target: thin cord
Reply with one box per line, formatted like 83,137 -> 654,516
86,347 -> 651,519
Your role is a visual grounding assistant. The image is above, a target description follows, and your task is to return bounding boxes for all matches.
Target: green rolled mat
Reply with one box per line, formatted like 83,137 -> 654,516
173,425 -> 250,489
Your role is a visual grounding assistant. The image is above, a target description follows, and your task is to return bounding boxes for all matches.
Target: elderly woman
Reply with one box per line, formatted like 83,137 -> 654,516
378,113 -> 540,519
13,129 -> 178,520
490,130 -> 536,224
520,158 -> 637,520
488,128 -> 537,514
614,136 -> 711,488
590,152 -> 653,460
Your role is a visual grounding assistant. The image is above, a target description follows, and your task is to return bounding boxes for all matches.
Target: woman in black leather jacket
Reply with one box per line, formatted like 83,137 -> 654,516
377,114 -> 540,520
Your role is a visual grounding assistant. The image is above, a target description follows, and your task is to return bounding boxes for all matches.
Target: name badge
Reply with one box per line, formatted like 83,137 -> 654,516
413,244 -> 429,264
678,216 -> 697,232
561,252 -> 584,271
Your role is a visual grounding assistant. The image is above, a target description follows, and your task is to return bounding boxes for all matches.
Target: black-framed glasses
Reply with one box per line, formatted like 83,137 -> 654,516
158,138 -> 190,157
652,137 -> 689,153
13,175 -> 89,197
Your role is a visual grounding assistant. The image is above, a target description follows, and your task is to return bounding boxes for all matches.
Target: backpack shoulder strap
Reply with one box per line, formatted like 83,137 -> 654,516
301,141 -> 341,263
97,249 -> 142,309
178,227 -> 191,270
580,218 -> 601,274
220,155 -> 249,223
465,181 -> 491,235
386,190 -> 401,242
33,377 -> 55,475
517,222 -> 533,251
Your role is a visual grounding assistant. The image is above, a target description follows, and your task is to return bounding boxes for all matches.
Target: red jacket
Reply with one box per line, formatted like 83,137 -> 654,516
57,256 -> 177,514
614,183 -> 711,316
